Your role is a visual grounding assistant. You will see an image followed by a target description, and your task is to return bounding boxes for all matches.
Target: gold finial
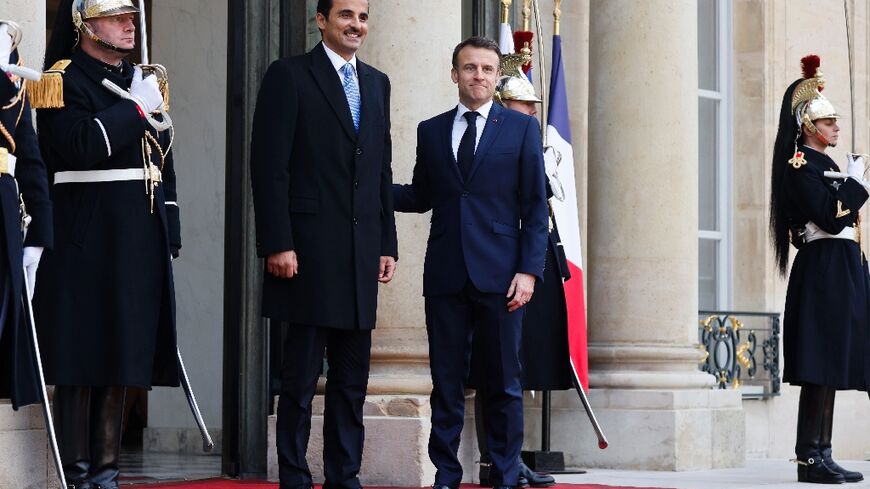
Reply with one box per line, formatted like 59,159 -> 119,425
501,0 -> 512,24
522,0 -> 532,32
554,0 -> 562,36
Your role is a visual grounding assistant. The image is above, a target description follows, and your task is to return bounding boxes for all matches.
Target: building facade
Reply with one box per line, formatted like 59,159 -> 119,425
1,0 -> 870,486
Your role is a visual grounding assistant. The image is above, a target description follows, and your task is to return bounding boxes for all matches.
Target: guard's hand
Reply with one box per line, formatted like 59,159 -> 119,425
847,153 -> 867,180
129,67 -> 163,114
378,256 -> 396,283
506,272 -> 535,312
0,24 -> 12,68
22,246 -> 43,300
267,250 -> 298,279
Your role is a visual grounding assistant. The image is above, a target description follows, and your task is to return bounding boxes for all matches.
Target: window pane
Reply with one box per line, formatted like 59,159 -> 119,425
698,0 -> 718,91
699,238 -> 718,310
699,98 -> 718,231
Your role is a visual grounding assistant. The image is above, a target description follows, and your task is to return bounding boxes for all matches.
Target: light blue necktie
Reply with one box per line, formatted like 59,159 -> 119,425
341,63 -> 361,133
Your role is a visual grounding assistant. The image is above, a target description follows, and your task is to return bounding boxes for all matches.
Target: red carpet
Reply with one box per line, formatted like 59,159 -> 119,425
133,481 -> 667,489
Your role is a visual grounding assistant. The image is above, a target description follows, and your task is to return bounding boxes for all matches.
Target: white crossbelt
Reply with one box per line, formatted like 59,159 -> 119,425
804,221 -> 857,243
54,168 -> 146,184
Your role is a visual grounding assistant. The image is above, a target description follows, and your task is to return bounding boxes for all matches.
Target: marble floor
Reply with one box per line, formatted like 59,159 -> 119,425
118,449 -> 222,485
557,459 -> 870,489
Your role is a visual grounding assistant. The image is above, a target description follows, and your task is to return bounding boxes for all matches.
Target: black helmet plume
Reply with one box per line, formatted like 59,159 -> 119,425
44,0 -> 78,70
769,77 -> 803,277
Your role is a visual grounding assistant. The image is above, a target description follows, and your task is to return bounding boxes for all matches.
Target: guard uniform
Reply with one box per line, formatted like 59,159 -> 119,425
0,46 -> 53,410
32,1 -> 180,487
771,55 -> 869,484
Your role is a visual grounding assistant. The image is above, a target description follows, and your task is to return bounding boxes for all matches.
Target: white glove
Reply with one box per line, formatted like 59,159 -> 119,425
0,24 -> 13,69
543,146 -> 565,202
129,67 -> 163,114
22,246 -> 43,301
847,153 -> 866,180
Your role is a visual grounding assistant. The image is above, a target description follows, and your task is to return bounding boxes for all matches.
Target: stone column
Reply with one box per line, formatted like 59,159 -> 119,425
266,2 -> 470,486
572,0 -> 743,470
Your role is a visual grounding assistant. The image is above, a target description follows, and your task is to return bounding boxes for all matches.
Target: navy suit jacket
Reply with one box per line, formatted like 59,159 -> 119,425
394,103 -> 548,297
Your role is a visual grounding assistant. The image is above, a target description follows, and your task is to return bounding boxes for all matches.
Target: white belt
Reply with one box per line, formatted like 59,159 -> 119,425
54,168 -> 147,184
804,221 -> 857,243
0,151 -> 17,177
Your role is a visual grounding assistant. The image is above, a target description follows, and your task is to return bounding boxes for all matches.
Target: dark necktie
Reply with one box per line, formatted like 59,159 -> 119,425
457,111 -> 479,181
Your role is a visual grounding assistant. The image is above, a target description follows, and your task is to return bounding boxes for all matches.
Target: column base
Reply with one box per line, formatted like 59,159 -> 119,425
0,402 -> 52,488
526,388 -> 745,471
267,394 -> 481,486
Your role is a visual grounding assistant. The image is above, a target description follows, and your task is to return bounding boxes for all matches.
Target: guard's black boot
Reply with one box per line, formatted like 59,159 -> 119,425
55,386 -> 93,489
87,387 -> 126,489
796,384 -> 845,484
819,389 -> 863,482
519,458 -> 555,488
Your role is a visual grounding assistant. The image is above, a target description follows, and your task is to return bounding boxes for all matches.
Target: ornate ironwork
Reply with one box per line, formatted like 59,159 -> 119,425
698,311 -> 781,399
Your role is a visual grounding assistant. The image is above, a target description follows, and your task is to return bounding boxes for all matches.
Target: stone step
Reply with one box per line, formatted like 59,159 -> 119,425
0,401 -> 53,489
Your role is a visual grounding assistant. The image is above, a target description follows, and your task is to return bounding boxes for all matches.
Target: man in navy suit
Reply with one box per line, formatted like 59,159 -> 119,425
393,36 -> 548,489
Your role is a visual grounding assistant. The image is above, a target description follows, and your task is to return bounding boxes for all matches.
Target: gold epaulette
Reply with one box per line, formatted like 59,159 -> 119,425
28,59 -> 71,109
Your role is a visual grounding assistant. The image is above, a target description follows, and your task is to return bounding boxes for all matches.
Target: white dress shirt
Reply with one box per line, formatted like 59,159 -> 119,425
452,100 -> 493,161
322,42 -> 358,83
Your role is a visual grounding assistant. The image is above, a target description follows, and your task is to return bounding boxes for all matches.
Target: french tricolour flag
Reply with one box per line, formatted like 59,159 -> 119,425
548,34 -> 589,390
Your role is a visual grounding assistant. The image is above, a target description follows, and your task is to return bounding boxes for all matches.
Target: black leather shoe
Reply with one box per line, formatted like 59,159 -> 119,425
797,458 -> 846,484
824,459 -> 863,483
519,461 -> 555,488
433,484 -> 455,489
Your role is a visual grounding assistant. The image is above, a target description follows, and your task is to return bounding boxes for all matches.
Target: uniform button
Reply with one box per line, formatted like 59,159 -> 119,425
461,191 -> 469,197
354,181 -> 359,190
353,218 -> 358,225
355,148 -> 363,155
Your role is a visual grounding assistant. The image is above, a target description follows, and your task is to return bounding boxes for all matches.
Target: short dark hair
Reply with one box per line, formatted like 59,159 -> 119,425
316,0 -> 333,17
451,36 -> 501,69
317,0 -> 369,18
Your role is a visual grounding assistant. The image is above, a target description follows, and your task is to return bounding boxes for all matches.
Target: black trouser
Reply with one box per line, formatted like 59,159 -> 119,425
276,324 -> 371,489
55,385 -> 126,489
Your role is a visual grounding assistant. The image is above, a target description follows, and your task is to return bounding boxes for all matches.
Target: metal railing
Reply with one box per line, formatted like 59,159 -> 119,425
698,311 -> 781,399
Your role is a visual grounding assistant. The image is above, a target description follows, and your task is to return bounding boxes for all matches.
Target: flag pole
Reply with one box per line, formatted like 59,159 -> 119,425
532,0 -> 548,145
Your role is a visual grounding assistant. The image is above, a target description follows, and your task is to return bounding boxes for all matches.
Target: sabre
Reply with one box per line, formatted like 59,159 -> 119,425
177,347 -> 215,452
21,271 -> 67,488
569,358 -> 608,449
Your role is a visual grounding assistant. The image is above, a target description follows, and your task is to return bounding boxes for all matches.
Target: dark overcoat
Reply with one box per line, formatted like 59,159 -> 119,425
781,145 -> 870,390
0,49 -> 54,408
33,50 -> 180,388
250,42 -> 397,330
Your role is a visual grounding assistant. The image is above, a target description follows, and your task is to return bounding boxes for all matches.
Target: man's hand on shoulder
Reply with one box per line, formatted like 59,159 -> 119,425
378,256 -> 397,283
267,250 -> 299,279
506,272 -> 536,312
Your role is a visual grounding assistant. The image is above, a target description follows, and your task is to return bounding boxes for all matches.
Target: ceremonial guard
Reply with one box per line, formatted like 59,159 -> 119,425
0,20 -> 54,410
471,54 -> 569,488
770,55 -> 869,484
31,1 -> 181,487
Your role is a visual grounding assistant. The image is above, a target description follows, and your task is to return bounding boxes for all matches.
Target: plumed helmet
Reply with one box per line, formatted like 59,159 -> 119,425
791,54 -> 839,134
495,51 -> 542,104
76,0 -> 139,21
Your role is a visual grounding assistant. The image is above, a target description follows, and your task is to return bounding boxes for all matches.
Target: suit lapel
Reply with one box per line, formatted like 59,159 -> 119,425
356,61 -> 374,141
466,103 -> 505,183
308,43 -> 357,141
441,108 -> 463,183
